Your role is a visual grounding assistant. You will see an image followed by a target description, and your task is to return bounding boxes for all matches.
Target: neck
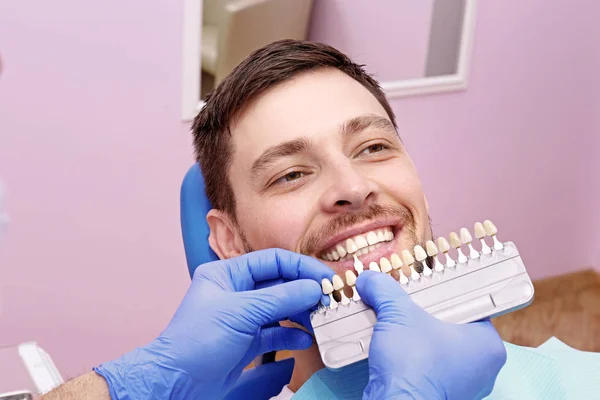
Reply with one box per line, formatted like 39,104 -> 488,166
287,343 -> 325,392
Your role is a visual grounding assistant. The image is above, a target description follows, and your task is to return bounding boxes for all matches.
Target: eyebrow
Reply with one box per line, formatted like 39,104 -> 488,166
249,114 -> 399,178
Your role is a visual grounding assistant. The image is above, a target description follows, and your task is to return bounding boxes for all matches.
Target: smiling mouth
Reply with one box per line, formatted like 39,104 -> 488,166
320,227 -> 395,262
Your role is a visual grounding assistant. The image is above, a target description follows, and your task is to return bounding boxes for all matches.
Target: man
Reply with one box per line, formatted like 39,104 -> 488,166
42,40 -> 505,399
193,39 -> 432,397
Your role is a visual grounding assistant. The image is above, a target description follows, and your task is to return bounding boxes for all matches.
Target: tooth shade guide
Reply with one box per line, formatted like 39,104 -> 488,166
369,262 -> 381,272
353,254 -> 364,274
456,247 -> 468,263
467,243 -> 480,259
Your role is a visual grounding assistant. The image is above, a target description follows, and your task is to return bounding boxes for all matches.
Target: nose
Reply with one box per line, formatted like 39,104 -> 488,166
320,161 -> 378,213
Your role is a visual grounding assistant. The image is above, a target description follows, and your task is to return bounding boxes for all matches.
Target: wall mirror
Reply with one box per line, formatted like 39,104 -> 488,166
182,0 -> 477,120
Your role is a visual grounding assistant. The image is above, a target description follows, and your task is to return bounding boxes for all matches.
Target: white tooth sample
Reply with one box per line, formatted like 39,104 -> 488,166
380,257 -> 392,274
332,275 -> 350,305
377,231 -> 386,242
426,240 -> 444,272
366,231 -> 379,245
437,237 -> 456,268
321,278 -> 338,309
474,222 -> 491,255
390,253 -> 408,284
483,219 -> 503,250
353,254 -> 364,274
460,227 -> 480,259
346,238 -> 358,254
355,235 -> 369,249
336,244 -> 348,258
345,270 -> 361,301
401,250 -> 420,280
437,237 -> 450,253
332,250 -> 340,261
414,245 -> 432,276
449,232 -> 467,263
369,262 -> 381,272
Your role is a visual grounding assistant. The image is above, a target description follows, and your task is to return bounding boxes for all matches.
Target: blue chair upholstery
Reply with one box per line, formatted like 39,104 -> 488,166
180,163 -> 294,399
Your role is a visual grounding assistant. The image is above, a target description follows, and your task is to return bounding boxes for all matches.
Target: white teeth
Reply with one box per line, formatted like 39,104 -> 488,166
474,222 -> 486,239
386,230 -> 393,241
414,245 -> 427,262
332,250 -> 340,261
460,228 -> 473,244
437,237 -> 450,253
366,231 -> 378,245
449,232 -> 462,249
346,238 -> 358,254
355,235 -> 368,249
369,262 -> 381,272
377,231 -> 386,242
380,257 -> 392,274
326,253 -> 333,261
336,244 -> 347,258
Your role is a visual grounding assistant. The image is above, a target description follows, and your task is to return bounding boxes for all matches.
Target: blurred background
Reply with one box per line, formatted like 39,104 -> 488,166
0,0 -> 598,385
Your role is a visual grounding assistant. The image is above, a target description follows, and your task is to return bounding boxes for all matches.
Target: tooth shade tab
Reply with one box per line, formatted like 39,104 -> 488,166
353,254 -> 364,274
321,278 -> 333,294
401,249 -> 415,266
483,220 -> 498,236
346,238 -> 358,254
345,270 -> 357,286
468,243 -> 480,259
460,228 -> 473,244
432,254 -> 444,272
474,222 -> 486,239
457,247 -> 468,263
426,240 -> 438,256
369,262 -> 381,272
414,245 -> 427,262
449,232 -> 462,249
336,244 -> 347,258
355,235 -> 368,249
398,268 -> 409,284
437,237 -> 450,253
390,253 -> 403,269
379,257 -> 392,274
332,275 -> 344,291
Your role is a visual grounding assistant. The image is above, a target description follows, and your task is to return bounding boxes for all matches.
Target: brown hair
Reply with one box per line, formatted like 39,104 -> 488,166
192,40 -> 396,221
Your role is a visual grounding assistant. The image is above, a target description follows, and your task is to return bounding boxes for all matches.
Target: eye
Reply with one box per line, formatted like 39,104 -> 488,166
361,143 -> 387,155
273,170 -> 306,186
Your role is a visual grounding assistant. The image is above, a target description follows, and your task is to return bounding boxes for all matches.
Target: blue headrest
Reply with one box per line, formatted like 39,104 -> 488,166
180,164 -> 219,278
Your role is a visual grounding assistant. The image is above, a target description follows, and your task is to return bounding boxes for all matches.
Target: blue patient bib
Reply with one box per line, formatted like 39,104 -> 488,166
291,339 -> 600,399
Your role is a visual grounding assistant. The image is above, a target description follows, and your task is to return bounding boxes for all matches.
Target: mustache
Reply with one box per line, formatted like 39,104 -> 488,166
298,204 -> 416,256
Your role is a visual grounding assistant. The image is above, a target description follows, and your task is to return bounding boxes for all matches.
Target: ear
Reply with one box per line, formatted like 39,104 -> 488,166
207,209 -> 245,259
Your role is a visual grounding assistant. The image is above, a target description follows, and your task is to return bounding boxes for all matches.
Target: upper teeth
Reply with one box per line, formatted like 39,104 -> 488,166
321,228 -> 394,261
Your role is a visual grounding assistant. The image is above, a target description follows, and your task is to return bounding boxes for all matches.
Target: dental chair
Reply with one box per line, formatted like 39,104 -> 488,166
180,163 -> 295,400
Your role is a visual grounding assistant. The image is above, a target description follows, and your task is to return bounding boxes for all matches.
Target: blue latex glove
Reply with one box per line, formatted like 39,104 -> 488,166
94,249 -> 333,399
357,271 -> 507,400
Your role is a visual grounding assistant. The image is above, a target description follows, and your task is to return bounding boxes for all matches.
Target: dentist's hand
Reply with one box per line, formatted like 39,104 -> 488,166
94,249 -> 333,400
357,271 -> 507,400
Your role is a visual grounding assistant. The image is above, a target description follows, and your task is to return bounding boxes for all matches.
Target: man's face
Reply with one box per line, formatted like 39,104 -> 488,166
212,68 -> 431,277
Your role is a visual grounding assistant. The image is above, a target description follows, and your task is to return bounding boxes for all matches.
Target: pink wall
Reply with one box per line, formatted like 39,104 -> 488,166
308,0 -> 434,81
0,0 -> 598,381
0,0 -> 192,379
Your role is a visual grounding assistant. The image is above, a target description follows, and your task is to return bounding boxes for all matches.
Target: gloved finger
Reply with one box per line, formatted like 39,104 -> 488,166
288,310 -> 315,335
254,278 -> 285,291
356,271 -> 412,322
257,326 -> 313,354
242,279 -> 322,326
243,249 -> 334,287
